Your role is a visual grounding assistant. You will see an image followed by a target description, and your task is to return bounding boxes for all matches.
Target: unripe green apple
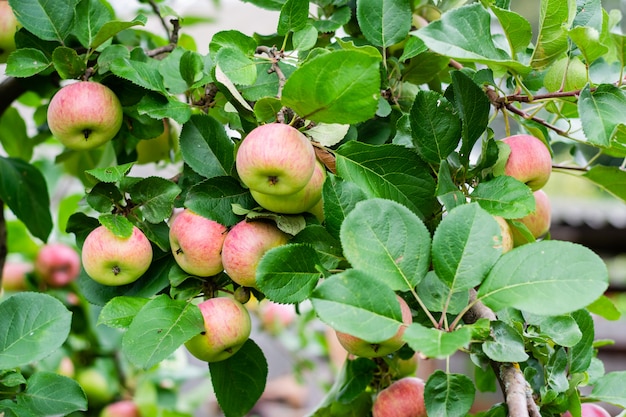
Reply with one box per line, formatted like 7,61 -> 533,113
388,353 -> 419,378
544,56 -> 588,93
335,296 -> 412,358
47,81 -> 124,150
0,1 -> 19,63
221,219 -> 290,288
1,261 -> 32,291
136,119 -> 178,164
169,209 -> 227,277
35,243 -> 81,287
512,190 -> 551,246
81,225 -> 153,286
372,377 -> 427,417
493,216 -> 514,253
236,123 -> 316,195
563,403 -> 611,417
501,134 -> 552,191
100,400 -> 141,417
75,367 -> 115,407
184,297 -> 252,362
249,160 -> 326,214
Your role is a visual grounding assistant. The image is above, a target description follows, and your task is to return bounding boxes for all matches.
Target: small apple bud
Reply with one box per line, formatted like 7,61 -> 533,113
234,286 -> 251,304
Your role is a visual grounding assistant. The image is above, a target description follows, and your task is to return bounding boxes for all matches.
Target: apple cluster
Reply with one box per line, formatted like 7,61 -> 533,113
236,123 -> 326,217
499,134 -> 553,248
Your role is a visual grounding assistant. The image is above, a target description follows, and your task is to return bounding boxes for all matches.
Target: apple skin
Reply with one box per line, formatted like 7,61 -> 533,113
221,220 -> 290,288
249,160 -> 326,214
493,216 -> 514,253
81,225 -> 153,286
169,209 -> 227,277
1,261 -> 32,291
335,296 -> 413,358
512,190 -> 551,246
136,119 -> 178,164
258,300 -> 297,335
236,123 -> 316,196
47,81 -> 123,150
502,134 -> 552,191
372,377 -> 427,417
0,2 -> 18,63
563,403 -> 611,417
100,400 -> 141,417
75,367 -> 115,407
388,353 -> 419,378
184,297 -> 252,362
35,243 -> 81,287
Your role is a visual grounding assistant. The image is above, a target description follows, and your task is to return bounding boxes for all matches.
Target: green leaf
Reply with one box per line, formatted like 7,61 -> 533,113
490,5 -> 533,56
90,15 -> 147,50
340,198 -> 431,292
416,271 -> 469,314
450,70 -> 491,159
292,225 -> 342,270
435,160 -> 466,212
322,174 -> 368,239
583,166 -> 626,202
180,50 -> 204,88
0,107 -> 32,161
209,339 -> 268,417
282,50 -> 382,124
8,0 -> 79,42
356,0 -> 412,47
179,114 -> 235,179
277,0 -> 309,35
586,295 -> 622,321
313,6 -> 352,33
256,244 -> 321,304
86,182 -> 123,213
4,48 -> 52,77
578,84 -> 626,149
569,26 -> 608,64
398,36 -> 428,62
17,372 -> 87,415
128,177 -> 181,224
242,62 -> 295,102
0,293 -> 72,369
470,176 -> 535,218
409,90 -> 461,164
530,0 -> 576,69
590,371 -> 626,407
122,295 -> 205,369
98,213 -> 134,238
432,203 -> 502,292
425,371 -> 476,417
413,3 -> 530,74
110,56 -> 166,93
569,309 -> 594,374
137,93 -> 193,125
0,157 -> 52,241
546,347 -> 569,392
209,30 -> 257,56
404,324 -> 472,359
477,240 -> 609,316
215,47 -> 257,86
98,296 -> 150,328
185,176 -> 256,227
74,0 -> 114,49
52,46 -> 86,79
292,24 -> 318,51
482,321 -> 529,362
524,313 -> 582,347
334,142 -> 437,219
311,270 -> 404,343
85,162 -> 134,183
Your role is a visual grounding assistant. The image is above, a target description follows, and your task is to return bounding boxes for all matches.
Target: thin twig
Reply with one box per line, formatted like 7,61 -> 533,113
256,46 -> 288,122
148,0 -> 171,40
146,19 -> 180,58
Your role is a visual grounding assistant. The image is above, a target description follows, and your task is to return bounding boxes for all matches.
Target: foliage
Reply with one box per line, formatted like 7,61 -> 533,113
1,0 -> 626,416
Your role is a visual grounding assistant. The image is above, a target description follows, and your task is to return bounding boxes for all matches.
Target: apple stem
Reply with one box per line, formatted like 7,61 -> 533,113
176,248 -> 183,255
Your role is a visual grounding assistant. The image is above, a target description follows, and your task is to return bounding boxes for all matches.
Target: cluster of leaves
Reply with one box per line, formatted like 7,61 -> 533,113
3,0 -> 626,416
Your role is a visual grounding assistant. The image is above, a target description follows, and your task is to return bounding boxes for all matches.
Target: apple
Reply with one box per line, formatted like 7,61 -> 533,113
57,356 -> 75,378
136,119 -> 178,164
388,353 -> 419,378
1,261 -> 32,291
169,209 -> 227,277
47,81 -> 124,150
501,134 -> 552,191
81,225 -> 153,286
493,216 -> 514,253
335,296 -> 413,358
512,190 -> 551,246
221,219 -> 290,288
184,297 -> 252,362
249,160 -> 327,214
236,123 -> 316,195
372,377 -> 427,417
563,403 -> 611,417
100,400 -> 140,417
34,243 -> 81,287
258,300 -> 297,335
75,367 -> 115,407
0,1 -> 19,63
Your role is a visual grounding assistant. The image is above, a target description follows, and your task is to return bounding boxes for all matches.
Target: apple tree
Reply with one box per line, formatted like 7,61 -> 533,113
1,0 -> 626,416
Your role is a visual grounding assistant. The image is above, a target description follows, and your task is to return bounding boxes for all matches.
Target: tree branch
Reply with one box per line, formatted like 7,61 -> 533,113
0,77 -> 26,119
146,18 -> 180,58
